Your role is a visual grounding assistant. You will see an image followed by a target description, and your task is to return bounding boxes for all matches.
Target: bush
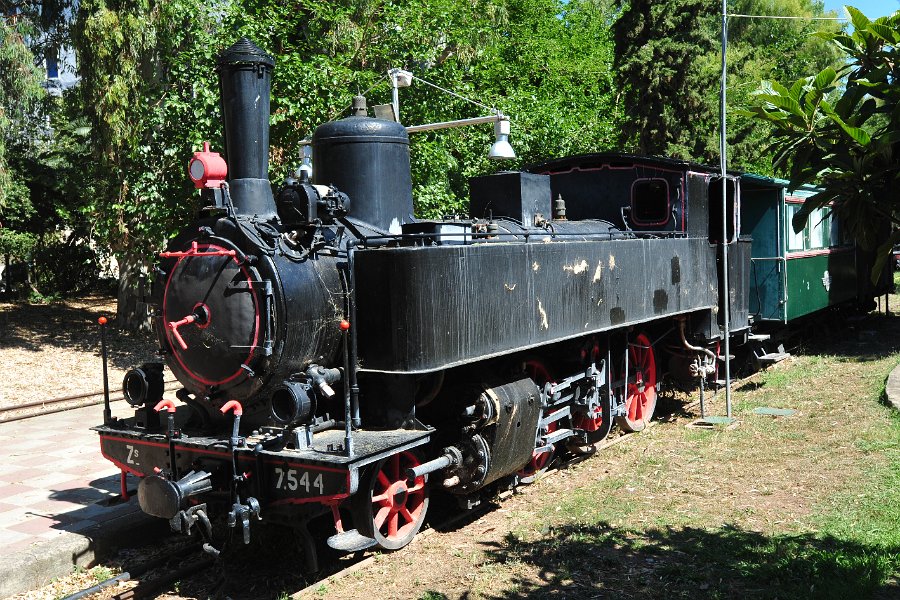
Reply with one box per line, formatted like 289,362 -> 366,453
32,240 -> 101,295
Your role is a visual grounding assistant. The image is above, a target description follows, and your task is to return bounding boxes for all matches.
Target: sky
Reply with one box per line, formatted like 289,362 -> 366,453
822,1 -> 898,20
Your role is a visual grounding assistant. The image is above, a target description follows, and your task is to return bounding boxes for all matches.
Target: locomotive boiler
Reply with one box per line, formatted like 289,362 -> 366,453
95,38 -> 744,568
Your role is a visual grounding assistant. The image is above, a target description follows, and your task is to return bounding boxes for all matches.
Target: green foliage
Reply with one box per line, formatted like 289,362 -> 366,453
613,0 -> 718,160
613,0 -> 842,172
66,0 -> 622,244
0,16 -> 44,220
73,0 -> 218,259
32,238 -> 100,294
0,228 -> 35,259
745,7 -> 900,274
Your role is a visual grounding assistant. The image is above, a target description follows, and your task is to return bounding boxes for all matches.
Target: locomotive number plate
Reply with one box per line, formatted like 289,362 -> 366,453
265,462 -> 349,503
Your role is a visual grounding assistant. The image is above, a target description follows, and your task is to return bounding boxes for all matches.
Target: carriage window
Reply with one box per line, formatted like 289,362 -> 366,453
809,208 -> 828,249
630,179 -> 670,225
785,203 -> 805,251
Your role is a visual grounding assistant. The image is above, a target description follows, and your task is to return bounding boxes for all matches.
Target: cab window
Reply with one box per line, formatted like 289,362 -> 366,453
631,179 -> 670,225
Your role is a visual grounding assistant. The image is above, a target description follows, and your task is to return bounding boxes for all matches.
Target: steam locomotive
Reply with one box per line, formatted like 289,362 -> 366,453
93,38 -> 886,570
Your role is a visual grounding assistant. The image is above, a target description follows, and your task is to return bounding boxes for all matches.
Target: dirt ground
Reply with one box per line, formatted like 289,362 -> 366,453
0,295 -> 159,409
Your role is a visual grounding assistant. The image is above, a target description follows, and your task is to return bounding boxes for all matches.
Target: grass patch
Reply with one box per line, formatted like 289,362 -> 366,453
480,313 -> 900,599
315,282 -> 900,600
483,521 -> 896,599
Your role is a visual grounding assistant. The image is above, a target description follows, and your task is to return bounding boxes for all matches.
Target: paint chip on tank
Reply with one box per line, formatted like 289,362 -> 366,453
537,299 -> 549,330
564,260 -> 589,275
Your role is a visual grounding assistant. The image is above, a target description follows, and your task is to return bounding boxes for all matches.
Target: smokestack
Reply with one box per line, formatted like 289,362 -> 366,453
216,38 -> 276,219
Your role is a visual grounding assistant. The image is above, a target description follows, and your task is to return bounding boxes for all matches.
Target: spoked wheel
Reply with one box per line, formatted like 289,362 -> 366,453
353,451 -> 429,550
517,359 -> 556,484
615,333 -> 658,433
573,391 -> 613,444
518,413 -> 557,483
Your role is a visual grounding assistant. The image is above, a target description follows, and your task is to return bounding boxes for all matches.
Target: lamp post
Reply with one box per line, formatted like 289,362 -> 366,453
720,0 -> 733,418
389,68 -> 516,160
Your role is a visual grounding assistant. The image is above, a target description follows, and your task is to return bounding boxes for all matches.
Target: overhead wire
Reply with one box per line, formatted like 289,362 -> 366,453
727,13 -> 848,20
408,75 -> 500,115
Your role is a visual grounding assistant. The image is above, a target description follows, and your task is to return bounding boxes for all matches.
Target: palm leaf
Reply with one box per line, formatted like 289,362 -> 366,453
867,23 -> 899,44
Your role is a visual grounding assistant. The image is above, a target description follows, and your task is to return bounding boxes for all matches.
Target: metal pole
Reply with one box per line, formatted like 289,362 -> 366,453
98,316 -> 112,425
392,77 -> 400,122
406,114 -> 501,134
720,0 -> 733,418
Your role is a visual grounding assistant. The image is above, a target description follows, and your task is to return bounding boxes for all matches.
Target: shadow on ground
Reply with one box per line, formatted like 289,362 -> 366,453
784,310 -> 900,362
0,295 -> 154,371
474,521 -> 899,600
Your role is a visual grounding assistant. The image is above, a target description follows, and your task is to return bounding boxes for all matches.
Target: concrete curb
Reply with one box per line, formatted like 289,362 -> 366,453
885,362 -> 900,413
0,505 -> 168,599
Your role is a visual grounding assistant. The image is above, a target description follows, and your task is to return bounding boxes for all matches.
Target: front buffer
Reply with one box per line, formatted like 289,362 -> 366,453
95,416 -> 431,562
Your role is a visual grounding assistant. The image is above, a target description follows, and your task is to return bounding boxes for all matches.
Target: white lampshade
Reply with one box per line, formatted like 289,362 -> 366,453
488,118 -> 515,160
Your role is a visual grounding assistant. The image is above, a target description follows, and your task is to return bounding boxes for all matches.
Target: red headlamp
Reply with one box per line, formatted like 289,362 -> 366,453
188,142 -> 228,189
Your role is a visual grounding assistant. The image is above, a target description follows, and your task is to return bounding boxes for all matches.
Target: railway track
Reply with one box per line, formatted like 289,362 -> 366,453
0,380 -> 179,424
60,544 -> 212,600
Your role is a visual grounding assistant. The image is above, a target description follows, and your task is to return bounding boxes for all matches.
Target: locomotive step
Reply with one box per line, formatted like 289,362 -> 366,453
748,333 -> 771,342
326,529 -> 378,552
756,351 -> 791,364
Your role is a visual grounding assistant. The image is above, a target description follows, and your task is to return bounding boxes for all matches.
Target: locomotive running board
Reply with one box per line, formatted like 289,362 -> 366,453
94,423 -> 432,505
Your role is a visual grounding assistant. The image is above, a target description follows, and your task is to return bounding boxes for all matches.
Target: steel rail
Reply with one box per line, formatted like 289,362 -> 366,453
0,380 -> 179,423
59,544 -> 204,600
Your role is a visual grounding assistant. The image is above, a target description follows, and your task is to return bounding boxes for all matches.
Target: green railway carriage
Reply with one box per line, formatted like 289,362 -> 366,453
740,174 -> 891,324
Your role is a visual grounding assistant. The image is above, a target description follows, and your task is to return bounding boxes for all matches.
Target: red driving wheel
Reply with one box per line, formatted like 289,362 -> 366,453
354,451 -> 429,550
615,333 -> 658,432
518,359 -> 556,483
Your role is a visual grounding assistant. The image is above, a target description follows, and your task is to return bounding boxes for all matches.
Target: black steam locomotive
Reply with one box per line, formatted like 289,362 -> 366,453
94,38 -> 773,568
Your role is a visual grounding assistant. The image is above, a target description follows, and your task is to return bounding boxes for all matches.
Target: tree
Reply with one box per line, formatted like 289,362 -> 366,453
72,0 -> 223,327
0,14 -> 45,292
744,7 -> 900,274
612,0 -> 842,172
613,0 -> 717,159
